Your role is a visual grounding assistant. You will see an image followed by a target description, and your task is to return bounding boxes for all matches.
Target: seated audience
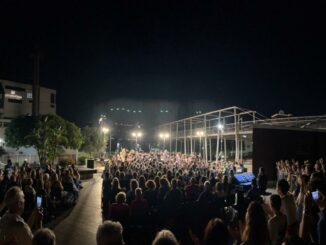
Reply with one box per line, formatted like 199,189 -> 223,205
143,180 -> 157,208
152,229 -> 178,245
109,192 -> 129,225
0,186 -> 43,245
126,179 -> 139,204
197,181 -> 214,205
32,228 -> 56,245
130,188 -> 149,217
96,220 -> 125,245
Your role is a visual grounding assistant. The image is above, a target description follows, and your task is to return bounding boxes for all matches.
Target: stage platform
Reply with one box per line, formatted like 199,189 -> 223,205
79,167 -> 97,180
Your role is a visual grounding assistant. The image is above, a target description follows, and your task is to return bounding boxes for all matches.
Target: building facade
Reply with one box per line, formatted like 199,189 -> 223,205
0,79 -> 56,163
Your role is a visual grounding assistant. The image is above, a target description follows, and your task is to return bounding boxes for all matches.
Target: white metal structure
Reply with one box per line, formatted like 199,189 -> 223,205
157,106 -> 326,162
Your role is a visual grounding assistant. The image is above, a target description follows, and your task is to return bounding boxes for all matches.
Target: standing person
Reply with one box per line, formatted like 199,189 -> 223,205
246,178 -> 260,202
316,185 -> 326,244
257,167 -> 268,195
184,177 -> 200,202
241,201 -> 270,245
277,179 -> 297,232
268,195 -> 287,245
0,187 -> 43,245
203,218 -> 230,245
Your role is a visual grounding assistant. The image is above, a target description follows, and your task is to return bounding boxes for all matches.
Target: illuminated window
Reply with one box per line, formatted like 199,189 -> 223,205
27,89 -> 33,99
10,90 -> 15,95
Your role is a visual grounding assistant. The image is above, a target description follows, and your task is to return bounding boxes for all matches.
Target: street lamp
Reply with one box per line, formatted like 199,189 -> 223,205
159,133 -> 170,150
216,123 -> 224,161
196,131 -> 204,158
101,127 -> 110,157
131,131 -> 143,150
102,127 -> 109,134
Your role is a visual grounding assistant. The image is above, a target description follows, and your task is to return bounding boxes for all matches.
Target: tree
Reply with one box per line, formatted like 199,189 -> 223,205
5,114 -> 83,165
64,121 -> 84,150
80,126 -> 105,157
4,115 -> 36,148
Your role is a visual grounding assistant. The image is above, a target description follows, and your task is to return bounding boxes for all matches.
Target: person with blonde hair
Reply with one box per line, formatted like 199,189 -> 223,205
152,229 -> 178,245
109,192 -> 129,225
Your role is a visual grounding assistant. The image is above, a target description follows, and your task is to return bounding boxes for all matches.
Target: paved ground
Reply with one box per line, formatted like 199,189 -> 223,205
53,173 -> 103,245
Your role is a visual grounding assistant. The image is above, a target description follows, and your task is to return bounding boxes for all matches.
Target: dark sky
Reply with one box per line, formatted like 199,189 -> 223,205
1,1 -> 325,125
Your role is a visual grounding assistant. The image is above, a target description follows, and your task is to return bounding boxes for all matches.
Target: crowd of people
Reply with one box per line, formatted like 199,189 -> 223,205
100,151 -> 326,245
0,159 -> 82,241
0,152 -> 326,245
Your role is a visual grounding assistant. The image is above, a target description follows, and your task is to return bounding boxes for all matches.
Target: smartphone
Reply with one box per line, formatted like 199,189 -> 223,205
36,196 -> 42,209
312,191 -> 319,201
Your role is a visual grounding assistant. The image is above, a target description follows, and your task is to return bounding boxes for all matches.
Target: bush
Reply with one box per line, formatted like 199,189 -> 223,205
58,156 -> 75,167
78,156 -> 87,165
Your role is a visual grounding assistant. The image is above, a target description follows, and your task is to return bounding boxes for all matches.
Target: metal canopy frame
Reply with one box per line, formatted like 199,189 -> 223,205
157,106 -> 326,162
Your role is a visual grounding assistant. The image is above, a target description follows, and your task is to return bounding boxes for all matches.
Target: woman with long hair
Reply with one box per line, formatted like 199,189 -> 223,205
241,201 -> 270,245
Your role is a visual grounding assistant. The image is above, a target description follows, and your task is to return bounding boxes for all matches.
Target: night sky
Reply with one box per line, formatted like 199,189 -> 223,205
1,1 -> 325,125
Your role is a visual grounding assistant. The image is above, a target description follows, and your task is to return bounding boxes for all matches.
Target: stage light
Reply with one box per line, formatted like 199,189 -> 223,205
217,124 -> 224,130
196,131 -> 204,137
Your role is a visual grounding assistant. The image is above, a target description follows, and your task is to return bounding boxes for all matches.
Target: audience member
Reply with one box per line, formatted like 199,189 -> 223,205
152,229 -> 178,245
96,220 -> 125,245
0,186 -> 42,245
268,194 -> 287,245
203,218 -> 229,245
257,167 -> 267,194
277,179 -> 297,231
32,228 -> 56,245
241,201 -> 270,245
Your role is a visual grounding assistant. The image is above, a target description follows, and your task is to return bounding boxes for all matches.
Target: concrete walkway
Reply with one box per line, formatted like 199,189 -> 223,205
54,173 -> 103,245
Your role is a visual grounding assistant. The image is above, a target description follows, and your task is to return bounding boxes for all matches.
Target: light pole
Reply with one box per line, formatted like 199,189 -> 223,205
159,133 -> 170,150
131,131 -> 142,150
216,123 -> 224,161
196,131 -> 204,158
101,127 -> 109,158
